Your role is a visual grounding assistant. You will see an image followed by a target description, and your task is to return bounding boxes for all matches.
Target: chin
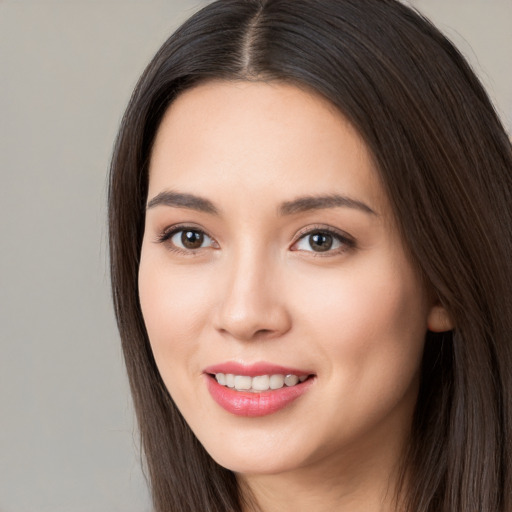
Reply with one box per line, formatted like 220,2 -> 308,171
211,447 -> 301,476
193,422 -> 319,476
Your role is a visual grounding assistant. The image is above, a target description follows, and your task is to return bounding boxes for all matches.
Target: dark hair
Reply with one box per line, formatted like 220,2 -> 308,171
108,1 -> 512,510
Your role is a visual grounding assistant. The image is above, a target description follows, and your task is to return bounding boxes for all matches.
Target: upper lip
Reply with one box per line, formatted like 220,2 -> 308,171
203,361 -> 314,377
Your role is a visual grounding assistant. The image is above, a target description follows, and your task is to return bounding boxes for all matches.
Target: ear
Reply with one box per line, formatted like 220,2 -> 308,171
427,303 -> 454,332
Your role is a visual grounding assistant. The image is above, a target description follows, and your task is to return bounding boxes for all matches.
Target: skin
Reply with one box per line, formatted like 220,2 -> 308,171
138,80 -> 451,512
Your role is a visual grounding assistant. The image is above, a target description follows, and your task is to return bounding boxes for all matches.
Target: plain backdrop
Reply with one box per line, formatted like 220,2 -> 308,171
0,1 -> 510,511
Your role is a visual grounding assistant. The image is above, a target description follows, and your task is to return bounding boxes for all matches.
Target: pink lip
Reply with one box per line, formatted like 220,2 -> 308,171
203,362 -> 315,417
204,361 -> 313,377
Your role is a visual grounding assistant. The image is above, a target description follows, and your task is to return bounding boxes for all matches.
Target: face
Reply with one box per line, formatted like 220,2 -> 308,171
139,81 -> 438,478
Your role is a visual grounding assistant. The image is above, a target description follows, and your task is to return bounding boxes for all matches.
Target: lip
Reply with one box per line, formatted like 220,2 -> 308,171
204,361 -> 313,377
203,361 -> 315,417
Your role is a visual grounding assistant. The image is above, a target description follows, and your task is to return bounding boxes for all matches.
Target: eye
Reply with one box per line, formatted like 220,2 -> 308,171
172,229 -> 212,249
157,226 -> 217,252
292,228 -> 354,254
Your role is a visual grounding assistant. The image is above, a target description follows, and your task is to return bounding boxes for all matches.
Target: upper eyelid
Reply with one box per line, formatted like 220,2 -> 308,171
157,223 -> 212,241
293,224 -> 355,243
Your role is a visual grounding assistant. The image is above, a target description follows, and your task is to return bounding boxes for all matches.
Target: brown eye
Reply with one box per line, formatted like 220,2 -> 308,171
181,230 -> 204,249
308,232 -> 333,252
293,228 -> 352,254
164,228 -> 215,251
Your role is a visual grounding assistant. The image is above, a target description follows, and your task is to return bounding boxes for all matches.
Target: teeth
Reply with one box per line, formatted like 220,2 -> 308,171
225,374 -> 235,388
234,375 -> 252,390
214,373 -> 309,392
252,375 -> 270,391
269,374 -> 285,389
284,374 -> 299,386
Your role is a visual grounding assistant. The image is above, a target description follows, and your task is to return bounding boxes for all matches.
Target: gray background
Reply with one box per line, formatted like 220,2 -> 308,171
0,1 -> 510,511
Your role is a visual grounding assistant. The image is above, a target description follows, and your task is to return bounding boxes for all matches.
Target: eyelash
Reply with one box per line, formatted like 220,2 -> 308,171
155,224 -> 216,256
292,225 -> 356,256
155,224 -> 356,256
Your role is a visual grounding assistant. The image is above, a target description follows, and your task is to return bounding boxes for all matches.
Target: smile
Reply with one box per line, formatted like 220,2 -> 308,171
213,373 -> 309,392
204,363 -> 316,417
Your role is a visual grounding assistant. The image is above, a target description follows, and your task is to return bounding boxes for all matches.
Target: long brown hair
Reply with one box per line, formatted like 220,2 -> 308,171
108,1 -> 512,510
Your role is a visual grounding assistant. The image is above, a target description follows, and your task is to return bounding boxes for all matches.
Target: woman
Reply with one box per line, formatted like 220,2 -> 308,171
108,0 -> 512,511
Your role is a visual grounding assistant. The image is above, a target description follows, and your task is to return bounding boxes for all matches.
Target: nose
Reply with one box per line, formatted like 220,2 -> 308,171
213,247 -> 292,342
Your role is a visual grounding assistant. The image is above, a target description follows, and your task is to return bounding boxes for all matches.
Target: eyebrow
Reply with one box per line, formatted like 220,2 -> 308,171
146,191 -> 219,214
146,190 -> 377,216
279,194 -> 377,216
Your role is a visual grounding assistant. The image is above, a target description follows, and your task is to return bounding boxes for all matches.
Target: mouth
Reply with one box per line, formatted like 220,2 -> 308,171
208,372 -> 311,393
203,362 -> 316,417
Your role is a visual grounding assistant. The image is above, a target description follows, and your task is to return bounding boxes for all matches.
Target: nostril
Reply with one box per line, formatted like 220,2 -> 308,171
254,328 -> 274,337
213,299 -> 292,341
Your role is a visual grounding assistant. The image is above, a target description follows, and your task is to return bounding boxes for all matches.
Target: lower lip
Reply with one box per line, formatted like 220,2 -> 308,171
205,375 -> 314,417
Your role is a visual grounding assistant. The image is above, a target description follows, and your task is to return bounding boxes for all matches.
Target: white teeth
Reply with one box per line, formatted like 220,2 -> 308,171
214,373 -> 309,392
225,374 -> 235,388
269,374 -> 285,389
252,375 -> 270,391
234,375 -> 252,391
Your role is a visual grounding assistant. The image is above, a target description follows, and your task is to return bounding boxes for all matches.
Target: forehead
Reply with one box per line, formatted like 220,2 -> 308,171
148,80 -> 388,217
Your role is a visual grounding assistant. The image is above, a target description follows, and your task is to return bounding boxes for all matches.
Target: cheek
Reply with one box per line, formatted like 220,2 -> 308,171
284,259 -> 428,453
296,256 -> 428,392
138,251 -> 213,369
